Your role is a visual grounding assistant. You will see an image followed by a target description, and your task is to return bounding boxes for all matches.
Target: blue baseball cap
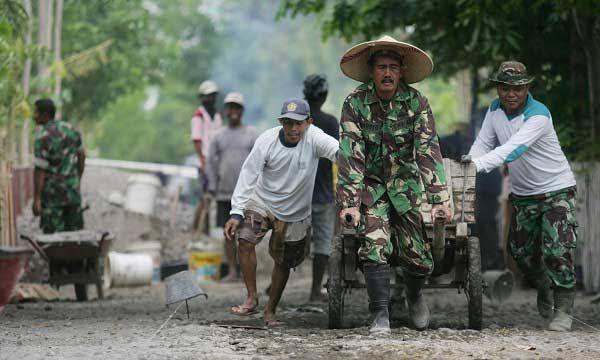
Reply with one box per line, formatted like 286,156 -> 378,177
278,98 -> 310,121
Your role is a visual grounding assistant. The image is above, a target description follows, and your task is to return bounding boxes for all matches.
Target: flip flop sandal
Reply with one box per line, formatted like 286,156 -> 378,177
230,305 -> 259,316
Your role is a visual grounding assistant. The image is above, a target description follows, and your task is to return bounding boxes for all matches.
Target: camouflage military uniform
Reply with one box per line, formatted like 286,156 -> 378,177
34,119 -> 84,234
337,81 -> 449,276
509,186 -> 578,289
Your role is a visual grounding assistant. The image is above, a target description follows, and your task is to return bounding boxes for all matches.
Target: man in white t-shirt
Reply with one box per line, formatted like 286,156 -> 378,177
467,61 -> 577,331
224,98 -> 338,326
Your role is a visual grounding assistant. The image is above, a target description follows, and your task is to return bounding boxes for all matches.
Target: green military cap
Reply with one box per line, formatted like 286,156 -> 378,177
489,61 -> 534,85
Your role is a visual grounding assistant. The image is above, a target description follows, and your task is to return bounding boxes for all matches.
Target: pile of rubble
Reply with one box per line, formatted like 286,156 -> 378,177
17,166 -> 197,282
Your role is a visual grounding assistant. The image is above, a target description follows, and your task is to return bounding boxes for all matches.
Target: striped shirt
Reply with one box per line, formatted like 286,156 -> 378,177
190,106 -> 222,166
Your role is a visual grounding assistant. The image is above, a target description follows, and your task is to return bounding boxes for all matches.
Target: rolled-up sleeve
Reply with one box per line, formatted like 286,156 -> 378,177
414,96 -> 449,204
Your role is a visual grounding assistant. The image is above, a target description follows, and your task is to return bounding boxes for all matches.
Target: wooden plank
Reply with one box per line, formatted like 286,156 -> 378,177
445,160 -> 477,178
451,177 -> 476,191
453,213 -> 475,223
573,162 -> 600,292
452,201 -> 475,213
422,212 -> 431,224
452,193 -> 476,202
420,202 -> 432,212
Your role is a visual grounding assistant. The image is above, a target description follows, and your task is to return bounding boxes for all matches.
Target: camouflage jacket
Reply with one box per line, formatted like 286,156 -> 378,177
337,81 -> 449,214
34,119 -> 83,208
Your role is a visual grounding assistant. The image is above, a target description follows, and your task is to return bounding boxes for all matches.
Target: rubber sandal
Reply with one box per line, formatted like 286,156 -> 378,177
230,305 -> 259,316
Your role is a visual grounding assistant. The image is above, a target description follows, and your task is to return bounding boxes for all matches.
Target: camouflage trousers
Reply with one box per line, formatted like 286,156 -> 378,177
359,195 -> 433,277
41,205 -> 84,234
509,186 -> 578,289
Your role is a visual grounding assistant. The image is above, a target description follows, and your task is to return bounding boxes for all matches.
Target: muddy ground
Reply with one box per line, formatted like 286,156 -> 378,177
2,267 -> 600,360
4,167 -> 600,359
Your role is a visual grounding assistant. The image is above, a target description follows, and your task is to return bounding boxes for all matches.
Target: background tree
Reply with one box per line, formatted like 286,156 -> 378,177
279,0 -> 600,160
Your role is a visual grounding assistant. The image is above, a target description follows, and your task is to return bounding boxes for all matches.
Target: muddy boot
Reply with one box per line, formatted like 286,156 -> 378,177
364,263 -> 391,336
548,288 -> 575,331
405,275 -> 429,331
535,273 -> 554,319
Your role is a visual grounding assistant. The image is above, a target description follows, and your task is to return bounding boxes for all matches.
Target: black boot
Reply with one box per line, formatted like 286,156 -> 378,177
530,271 -> 553,319
389,269 -> 406,319
405,275 -> 430,330
549,287 -> 575,331
364,263 -> 391,336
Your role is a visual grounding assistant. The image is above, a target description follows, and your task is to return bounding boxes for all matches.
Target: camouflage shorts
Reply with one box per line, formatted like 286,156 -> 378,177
237,210 -> 311,269
509,186 -> 578,289
40,205 -> 84,234
359,196 -> 433,277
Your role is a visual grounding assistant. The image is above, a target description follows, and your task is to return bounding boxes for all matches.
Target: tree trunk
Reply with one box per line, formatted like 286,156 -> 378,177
53,0 -> 63,117
20,0 -> 33,166
469,68 -> 481,140
571,10 -> 599,144
37,0 -> 53,81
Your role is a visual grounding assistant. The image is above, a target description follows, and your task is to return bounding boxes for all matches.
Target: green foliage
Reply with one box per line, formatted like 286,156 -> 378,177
90,83 -> 195,163
413,78 -> 460,136
88,0 -> 221,163
59,0 -> 159,122
206,0 -> 357,131
0,0 -> 27,35
279,0 -> 600,160
0,19 -> 40,129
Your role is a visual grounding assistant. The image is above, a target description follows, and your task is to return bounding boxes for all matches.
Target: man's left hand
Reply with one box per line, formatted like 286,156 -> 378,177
431,204 -> 452,224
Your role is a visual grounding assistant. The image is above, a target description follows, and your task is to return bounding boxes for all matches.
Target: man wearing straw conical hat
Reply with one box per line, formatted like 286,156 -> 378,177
337,35 -> 451,334
467,61 -> 578,331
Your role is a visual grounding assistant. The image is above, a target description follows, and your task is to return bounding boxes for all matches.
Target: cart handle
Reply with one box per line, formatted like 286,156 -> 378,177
20,234 -> 49,262
432,210 -> 446,266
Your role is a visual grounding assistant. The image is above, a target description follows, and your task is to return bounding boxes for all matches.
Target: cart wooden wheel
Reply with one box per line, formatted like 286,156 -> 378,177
75,284 -> 88,301
467,236 -> 483,330
328,234 -> 345,329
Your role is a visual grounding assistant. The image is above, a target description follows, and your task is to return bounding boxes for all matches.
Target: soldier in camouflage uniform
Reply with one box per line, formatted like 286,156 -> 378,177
338,36 -> 452,334
32,99 -> 86,234
468,61 -> 578,331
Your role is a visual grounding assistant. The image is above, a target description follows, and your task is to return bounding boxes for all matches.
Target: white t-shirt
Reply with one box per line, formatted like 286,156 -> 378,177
469,94 -> 575,196
230,125 -> 339,222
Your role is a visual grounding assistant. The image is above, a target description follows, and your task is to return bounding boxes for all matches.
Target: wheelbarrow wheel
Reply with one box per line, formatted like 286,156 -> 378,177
467,236 -> 483,330
328,234 -> 344,329
75,284 -> 88,302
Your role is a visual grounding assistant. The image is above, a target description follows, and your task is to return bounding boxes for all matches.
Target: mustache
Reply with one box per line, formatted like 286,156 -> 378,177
381,77 -> 394,84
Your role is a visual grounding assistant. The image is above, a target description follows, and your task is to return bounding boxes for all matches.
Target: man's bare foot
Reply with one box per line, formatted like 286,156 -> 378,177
264,311 -> 285,327
221,272 -> 241,283
231,297 -> 258,316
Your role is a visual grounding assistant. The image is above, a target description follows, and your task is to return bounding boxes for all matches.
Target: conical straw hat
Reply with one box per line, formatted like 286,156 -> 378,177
340,35 -> 433,84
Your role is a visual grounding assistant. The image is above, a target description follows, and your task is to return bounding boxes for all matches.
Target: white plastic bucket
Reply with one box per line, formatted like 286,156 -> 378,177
124,174 -> 161,215
107,252 -> 153,287
124,241 -> 162,283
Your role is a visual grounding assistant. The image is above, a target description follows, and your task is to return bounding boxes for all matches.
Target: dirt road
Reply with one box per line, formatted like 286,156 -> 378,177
2,265 -> 600,360
5,167 -> 600,359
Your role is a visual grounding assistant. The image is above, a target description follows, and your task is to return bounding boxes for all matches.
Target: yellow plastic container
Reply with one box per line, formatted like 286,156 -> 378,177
188,249 -> 221,282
